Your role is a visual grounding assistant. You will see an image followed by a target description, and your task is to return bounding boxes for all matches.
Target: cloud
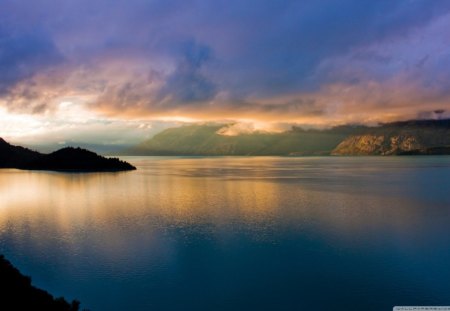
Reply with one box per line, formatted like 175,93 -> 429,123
1,0 -> 450,127
0,29 -> 63,94
216,122 -> 289,136
158,40 -> 217,103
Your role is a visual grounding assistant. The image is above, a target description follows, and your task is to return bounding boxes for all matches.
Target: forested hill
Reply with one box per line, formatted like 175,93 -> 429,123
129,119 -> 450,156
0,138 -> 135,171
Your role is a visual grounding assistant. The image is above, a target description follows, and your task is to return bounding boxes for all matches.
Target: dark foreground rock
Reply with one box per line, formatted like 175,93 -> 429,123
0,255 -> 80,311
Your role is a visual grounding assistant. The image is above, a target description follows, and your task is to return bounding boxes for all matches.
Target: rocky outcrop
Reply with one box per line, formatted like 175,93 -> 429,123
332,134 -> 424,155
331,135 -> 386,155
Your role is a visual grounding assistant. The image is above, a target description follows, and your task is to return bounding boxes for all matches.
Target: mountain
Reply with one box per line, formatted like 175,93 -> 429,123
128,123 -> 363,156
0,139 -> 135,171
129,120 -> 450,156
332,119 -> 450,155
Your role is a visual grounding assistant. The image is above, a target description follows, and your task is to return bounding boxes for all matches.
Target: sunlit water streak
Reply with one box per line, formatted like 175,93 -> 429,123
1,156 -> 450,310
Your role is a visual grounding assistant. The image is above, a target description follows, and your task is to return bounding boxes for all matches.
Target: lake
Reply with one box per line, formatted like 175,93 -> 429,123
1,156 -> 450,310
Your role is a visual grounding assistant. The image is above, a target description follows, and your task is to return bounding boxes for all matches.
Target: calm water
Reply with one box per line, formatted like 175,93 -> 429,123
1,156 -> 450,310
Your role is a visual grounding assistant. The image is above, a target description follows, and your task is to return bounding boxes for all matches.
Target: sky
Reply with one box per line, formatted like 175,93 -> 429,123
1,0 -> 450,148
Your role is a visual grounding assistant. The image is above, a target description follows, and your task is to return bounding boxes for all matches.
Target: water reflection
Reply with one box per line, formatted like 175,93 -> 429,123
0,157 -> 450,310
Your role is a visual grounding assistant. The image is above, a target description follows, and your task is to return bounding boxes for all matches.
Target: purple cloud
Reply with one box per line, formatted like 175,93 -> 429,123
0,0 -> 450,123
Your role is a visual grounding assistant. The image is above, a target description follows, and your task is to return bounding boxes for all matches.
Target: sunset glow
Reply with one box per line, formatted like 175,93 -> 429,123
1,0 -> 450,148
2,2 -> 450,310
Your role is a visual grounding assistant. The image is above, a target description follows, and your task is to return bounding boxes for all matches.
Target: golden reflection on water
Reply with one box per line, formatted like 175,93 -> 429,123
0,156 -> 441,251
1,157 -> 449,311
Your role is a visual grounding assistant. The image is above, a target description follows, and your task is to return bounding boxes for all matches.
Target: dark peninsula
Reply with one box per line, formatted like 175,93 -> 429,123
0,138 -> 135,172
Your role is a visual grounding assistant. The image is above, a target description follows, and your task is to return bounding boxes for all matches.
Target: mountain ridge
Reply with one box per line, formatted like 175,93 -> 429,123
128,123 -> 351,156
129,119 -> 450,156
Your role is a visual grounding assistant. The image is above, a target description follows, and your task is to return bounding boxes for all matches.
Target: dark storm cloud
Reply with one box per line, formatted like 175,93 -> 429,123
198,0 -> 450,95
0,29 -> 63,93
158,41 -> 217,104
0,0 -> 450,121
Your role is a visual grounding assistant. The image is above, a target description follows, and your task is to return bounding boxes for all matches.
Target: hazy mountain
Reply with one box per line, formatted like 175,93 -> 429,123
128,123 -> 363,156
0,138 -> 135,171
129,120 -> 450,156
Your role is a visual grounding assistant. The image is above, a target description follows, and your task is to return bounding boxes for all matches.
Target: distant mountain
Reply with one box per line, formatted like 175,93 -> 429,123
128,123 -> 363,156
129,120 -> 450,156
0,138 -> 136,171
